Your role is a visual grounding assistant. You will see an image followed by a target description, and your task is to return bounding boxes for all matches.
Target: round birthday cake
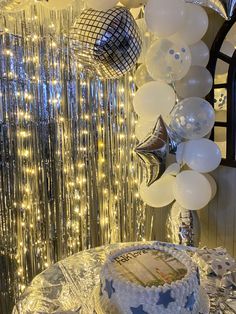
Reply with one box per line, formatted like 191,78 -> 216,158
98,243 -> 201,314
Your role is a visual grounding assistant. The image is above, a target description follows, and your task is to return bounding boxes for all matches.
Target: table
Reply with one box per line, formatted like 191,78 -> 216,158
13,242 -> 236,314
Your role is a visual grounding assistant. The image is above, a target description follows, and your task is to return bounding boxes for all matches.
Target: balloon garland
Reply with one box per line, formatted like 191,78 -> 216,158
131,0 -> 223,213
1,0 -> 235,215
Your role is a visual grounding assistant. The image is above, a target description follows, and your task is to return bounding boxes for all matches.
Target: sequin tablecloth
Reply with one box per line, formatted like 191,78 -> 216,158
13,242 -> 236,314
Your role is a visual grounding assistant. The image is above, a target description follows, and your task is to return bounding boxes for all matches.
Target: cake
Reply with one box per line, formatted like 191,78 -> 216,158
99,243 -> 201,314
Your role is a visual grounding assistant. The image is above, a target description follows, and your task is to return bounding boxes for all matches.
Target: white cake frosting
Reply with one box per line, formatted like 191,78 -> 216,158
99,243 -> 201,314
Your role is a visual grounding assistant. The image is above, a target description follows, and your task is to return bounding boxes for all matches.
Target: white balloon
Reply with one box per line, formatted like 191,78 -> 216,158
145,0 -> 186,37
42,0 -> 74,10
145,38 -> 191,83
133,81 -> 176,120
176,142 -> 186,164
204,174 -> 217,200
85,0 -> 118,11
163,163 -> 181,177
173,170 -> 212,210
184,139 -> 222,173
175,66 -> 213,98
216,41 -> 235,75
135,119 -> 155,140
120,0 -> 147,8
175,4 -> 208,45
140,175 -> 176,208
136,18 -> 156,64
134,64 -> 153,88
190,41 -> 210,67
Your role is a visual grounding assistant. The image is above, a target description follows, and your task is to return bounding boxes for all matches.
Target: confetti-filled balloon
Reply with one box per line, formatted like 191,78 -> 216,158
190,41 -> 210,67
175,4 -> 208,45
186,0 -> 236,20
145,38 -> 191,83
133,81 -> 176,120
0,0 -> 30,12
170,97 -> 215,140
85,0 -> 119,11
175,66 -> 213,98
70,7 -> 142,79
145,0 -> 186,37
173,170 -> 212,210
120,0 -> 147,8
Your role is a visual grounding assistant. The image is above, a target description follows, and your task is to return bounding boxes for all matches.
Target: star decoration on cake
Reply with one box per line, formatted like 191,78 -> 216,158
130,305 -> 148,314
185,292 -> 196,311
104,279 -> 115,299
156,289 -> 175,308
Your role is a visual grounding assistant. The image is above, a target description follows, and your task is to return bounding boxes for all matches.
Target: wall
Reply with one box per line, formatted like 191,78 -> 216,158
199,166 -> 236,256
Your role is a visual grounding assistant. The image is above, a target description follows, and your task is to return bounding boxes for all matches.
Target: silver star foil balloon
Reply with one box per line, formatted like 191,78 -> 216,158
70,7 -> 142,79
186,0 -> 236,19
135,115 -> 180,186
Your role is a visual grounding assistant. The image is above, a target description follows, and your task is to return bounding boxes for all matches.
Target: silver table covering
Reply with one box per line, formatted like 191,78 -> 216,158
13,242 -> 236,314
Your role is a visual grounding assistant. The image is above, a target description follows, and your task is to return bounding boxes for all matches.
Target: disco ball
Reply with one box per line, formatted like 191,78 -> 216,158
70,7 -> 142,79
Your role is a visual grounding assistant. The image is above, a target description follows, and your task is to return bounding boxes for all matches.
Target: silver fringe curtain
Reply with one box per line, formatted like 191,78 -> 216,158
0,4 -> 145,312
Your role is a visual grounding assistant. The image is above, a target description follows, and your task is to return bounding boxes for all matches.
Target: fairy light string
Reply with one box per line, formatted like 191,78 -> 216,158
0,2 -> 145,308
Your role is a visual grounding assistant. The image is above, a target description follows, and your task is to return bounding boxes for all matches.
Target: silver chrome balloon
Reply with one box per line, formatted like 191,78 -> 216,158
135,116 -> 180,186
166,202 -> 201,247
70,7 -> 142,79
186,0 -> 236,20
